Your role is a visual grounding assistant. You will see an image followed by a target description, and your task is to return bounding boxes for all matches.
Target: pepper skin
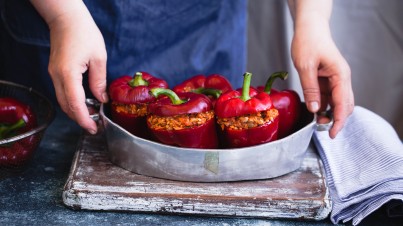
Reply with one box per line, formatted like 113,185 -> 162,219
215,72 -> 279,148
108,71 -> 168,139
173,74 -> 233,105
147,88 -> 218,149
0,97 -> 39,167
257,72 -> 301,139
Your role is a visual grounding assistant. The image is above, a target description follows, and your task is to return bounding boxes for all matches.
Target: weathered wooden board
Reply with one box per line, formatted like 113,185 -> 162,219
63,130 -> 331,220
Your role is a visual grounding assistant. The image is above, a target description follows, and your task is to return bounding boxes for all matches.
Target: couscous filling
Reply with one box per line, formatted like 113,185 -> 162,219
147,111 -> 214,130
112,102 -> 148,116
217,108 -> 279,130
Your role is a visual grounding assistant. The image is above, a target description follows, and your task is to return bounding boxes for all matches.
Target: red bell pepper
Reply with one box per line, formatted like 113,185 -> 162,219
173,74 -> 233,105
108,71 -> 168,139
147,88 -> 218,148
257,72 -> 301,138
215,72 -> 279,148
0,97 -> 39,167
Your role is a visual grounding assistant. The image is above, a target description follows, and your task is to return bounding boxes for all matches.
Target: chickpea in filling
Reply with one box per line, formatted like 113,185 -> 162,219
112,102 -> 148,117
148,111 -> 215,130
217,109 -> 279,130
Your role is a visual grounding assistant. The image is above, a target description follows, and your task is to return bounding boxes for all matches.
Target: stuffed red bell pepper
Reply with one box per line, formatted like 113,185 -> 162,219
257,72 -> 301,138
0,97 -> 39,167
173,74 -> 233,106
108,71 -> 168,139
215,72 -> 279,148
147,88 -> 218,148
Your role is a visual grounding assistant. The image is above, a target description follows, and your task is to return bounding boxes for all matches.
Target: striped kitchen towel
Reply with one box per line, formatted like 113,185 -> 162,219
313,106 -> 403,225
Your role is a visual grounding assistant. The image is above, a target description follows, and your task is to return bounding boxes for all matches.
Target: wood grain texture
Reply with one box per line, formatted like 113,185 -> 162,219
63,130 -> 331,220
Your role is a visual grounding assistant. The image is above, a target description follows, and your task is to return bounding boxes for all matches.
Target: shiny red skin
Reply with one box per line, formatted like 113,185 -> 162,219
109,72 -> 168,104
148,92 -> 212,117
108,72 -> 168,138
0,97 -> 36,130
257,86 -> 301,138
173,74 -> 233,94
110,107 -> 151,139
215,89 -> 279,148
0,97 -> 39,167
220,116 -> 279,148
173,74 -> 233,106
0,135 -> 40,167
147,92 -> 218,148
148,118 -> 218,149
215,88 -> 274,118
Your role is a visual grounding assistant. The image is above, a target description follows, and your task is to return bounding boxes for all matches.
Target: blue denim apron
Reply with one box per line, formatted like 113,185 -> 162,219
0,0 -> 247,102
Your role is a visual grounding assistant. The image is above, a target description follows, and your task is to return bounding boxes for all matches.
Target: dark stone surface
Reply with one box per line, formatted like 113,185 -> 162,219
1,108 -> 401,226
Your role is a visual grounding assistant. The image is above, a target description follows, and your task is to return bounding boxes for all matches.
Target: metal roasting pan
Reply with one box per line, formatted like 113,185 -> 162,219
90,100 -> 330,182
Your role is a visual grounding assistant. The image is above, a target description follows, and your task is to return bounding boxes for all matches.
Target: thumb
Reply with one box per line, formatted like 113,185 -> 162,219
88,54 -> 108,103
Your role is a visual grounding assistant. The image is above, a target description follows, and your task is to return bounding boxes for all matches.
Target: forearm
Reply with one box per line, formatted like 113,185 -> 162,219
30,0 -> 91,28
287,0 -> 332,28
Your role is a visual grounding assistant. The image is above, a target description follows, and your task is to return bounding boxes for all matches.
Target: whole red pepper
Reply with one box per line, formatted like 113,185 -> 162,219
215,72 -> 279,148
257,72 -> 301,139
147,88 -> 218,148
0,97 -> 39,167
173,74 -> 233,105
108,71 -> 168,139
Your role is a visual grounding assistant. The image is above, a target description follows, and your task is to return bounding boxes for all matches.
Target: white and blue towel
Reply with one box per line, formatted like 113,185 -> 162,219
313,106 -> 403,225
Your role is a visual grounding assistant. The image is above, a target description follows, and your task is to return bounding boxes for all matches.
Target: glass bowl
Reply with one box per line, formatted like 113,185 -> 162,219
0,80 -> 55,177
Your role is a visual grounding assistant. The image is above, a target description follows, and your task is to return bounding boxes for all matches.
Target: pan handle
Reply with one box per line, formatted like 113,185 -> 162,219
316,110 -> 333,131
85,98 -> 101,121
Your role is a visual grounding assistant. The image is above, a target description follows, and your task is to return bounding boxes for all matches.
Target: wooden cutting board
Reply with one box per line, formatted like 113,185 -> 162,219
62,130 -> 331,220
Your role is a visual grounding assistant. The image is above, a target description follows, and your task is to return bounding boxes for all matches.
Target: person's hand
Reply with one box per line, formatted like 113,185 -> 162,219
31,0 -> 108,134
290,12 -> 354,139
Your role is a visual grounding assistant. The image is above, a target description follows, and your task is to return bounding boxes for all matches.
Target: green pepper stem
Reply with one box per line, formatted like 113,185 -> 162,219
241,72 -> 252,102
0,119 -> 26,139
264,71 -> 288,94
193,88 -> 222,99
128,72 -> 149,87
150,88 -> 187,105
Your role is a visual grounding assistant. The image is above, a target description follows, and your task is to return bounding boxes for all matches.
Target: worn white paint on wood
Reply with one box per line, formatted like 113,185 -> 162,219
63,131 -> 331,220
